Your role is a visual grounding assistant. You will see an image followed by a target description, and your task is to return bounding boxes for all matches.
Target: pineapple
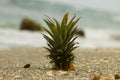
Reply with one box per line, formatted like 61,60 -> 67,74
43,13 -> 80,70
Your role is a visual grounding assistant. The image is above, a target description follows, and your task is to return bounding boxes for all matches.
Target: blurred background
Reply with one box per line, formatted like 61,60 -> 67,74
0,0 -> 120,49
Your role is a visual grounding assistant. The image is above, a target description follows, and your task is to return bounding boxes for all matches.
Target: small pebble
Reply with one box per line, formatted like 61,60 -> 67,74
46,71 -> 54,77
58,70 -> 69,75
23,64 -> 31,68
0,77 -> 3,80
15,75 -> 23,79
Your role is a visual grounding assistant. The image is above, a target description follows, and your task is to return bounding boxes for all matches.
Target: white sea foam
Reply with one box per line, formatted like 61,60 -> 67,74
0,29 -> 46,49
0,28 -> 120,50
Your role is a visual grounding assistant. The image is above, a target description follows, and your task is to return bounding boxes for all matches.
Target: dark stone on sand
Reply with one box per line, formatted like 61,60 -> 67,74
23,64 -> 31,68
75,28 -> 85,37
115,74 -> 120,79
20,18 -> 43,31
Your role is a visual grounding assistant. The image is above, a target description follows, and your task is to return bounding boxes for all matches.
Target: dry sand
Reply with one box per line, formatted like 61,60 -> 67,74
0,47 -> 120,80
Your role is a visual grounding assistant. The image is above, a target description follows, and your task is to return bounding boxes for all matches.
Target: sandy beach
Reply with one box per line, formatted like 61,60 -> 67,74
0,47 -> 119,80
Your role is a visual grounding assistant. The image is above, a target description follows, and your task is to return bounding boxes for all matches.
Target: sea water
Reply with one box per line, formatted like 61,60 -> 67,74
0,0 -> 120,49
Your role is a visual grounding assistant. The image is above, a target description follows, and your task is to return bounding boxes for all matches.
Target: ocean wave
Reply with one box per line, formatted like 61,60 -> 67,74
0,0 -> 120,29
0,29 -> 46,49
0,28 -> 120,50
0,0 -> 120,49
